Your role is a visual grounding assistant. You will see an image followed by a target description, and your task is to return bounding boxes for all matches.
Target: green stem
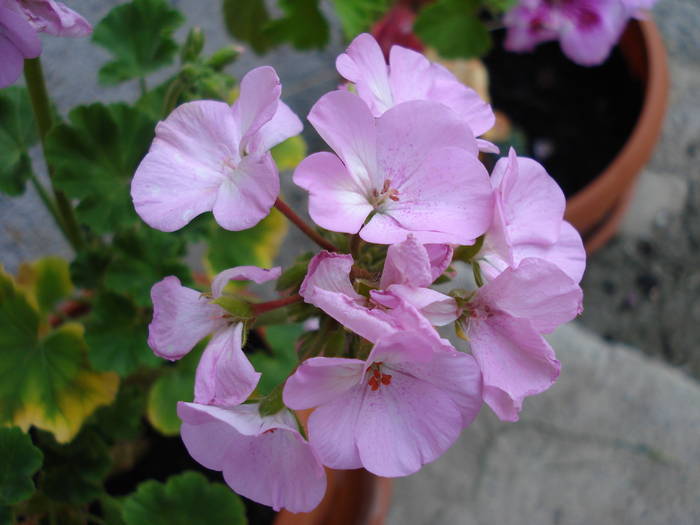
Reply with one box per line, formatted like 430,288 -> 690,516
139,77 -> 147,97
29,173 -> 63,232
24,57 -> 84,251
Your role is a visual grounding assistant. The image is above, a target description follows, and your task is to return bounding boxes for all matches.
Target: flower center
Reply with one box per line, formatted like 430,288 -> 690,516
369,179 -> 400,209
367,361 -> 392,391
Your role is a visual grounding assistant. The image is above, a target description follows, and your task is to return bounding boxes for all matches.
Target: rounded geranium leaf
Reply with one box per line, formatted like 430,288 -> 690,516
0,86 -> 38,196
122,471 -> 247,525
0,427 -> 43,505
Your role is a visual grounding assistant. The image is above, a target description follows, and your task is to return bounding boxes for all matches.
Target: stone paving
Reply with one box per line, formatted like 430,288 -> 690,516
1,1 -> 699,524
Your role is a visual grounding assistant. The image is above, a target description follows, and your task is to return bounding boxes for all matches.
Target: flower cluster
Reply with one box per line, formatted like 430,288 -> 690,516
132,33 -> 585,513
504,0 -> 657,66
0,0 -> 91,88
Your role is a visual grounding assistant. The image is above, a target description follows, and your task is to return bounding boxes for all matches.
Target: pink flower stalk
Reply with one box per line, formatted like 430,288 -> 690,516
178,402 -> 327,513
294,90 -> 493,244
148,266 -> 281,406
478,148 -> 586,284
0,0 -> 91,88
131,66 -> 302,232
336,33 -> 497,152
504,0 -> 630,66
283,329 -> 483,477
464,258 -> 583,421
299,237 -> 459,343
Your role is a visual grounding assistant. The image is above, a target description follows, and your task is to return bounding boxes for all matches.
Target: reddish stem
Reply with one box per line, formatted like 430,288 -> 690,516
251,294 -> 303,316
274,198 -> 337,252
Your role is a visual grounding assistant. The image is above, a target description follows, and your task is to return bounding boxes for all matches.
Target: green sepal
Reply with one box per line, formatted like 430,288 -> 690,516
257,383 -> 285,418
0,427 -> 43,506
211,296 -> 252,320
453,235 -> 485,263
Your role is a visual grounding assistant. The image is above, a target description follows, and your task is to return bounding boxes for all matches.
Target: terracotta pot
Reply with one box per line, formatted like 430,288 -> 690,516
565,18 -> 669,253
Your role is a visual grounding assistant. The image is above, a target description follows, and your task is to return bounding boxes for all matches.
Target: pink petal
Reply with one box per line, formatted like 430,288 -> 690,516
293,152 -> 373,234
387,44 -> 433,105
559,0 -> 627,66
0,36 -> 25,88
427,63 -> 495,137
307,385 -> 365,470
255,101 -> 303,153
0,5 -> 41,57
513,221 -> 586,284
232,66 -> 281,154
373,285 -> 459,326
131,101 -> 237,232
385,146 -> 493,245
476,138 -> 500,154
478,258 -> 583,334
469,313 -> 560,421
194,324 -> 260,407
376,100 -> 477,187
380,235 -> 433,289
307,90 -> 379,188
22,0 -> 92,37
212,154 -> 279,231
299,252 -> 359,300
336,33 -> 393,115
178,403 -> 326,513
492,148 -> 565,247
283,356 -> 365,410
211,265 -> 282,298
425,244 -> 454,281
148,276 -> 226,360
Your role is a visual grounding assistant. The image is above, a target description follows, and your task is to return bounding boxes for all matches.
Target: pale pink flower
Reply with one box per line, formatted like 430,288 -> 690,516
18,0 -> 92,37
178,402 -> 326,513
131,66 -> 302,232
0,2 -> 41,88
336,33 -> 497,152
299,237 -> 459,342
283,330 -> 482,477
148,266 -> 281,406
478,148 -> 586,283
294,90 -> 493,244
504,0 -> 629,66
464,258 -> 583,421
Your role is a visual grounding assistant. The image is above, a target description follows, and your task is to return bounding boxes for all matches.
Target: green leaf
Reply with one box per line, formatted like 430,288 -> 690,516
86,292 -> 160,376
0,427 -> 43,505
92,384 -> 147,442
0,267 -> 120,443
122,471 -> 247,525
414,0 -> 492,59
0,506 -> 9,525
482,0 -> 517,11
271,135 -> 307,172
250,324 -> 304,396
16,257 -> 73,316
146,345 -> 201,436
92,0 -> 185,85
330,0 -> 393,39
38,429 -> 111,504
0,86 -> 37,195
45,103 -> 155,233
104,227 -> 191,307
264,0 -> 329,50
222,0 -> 273,54
206,209 -> 287,274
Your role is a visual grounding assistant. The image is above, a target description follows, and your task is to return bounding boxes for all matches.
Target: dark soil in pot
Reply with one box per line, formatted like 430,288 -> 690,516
482,30 -> 644,198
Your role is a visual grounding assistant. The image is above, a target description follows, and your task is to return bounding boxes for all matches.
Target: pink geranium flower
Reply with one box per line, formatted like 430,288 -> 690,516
148,266 -> 281,406
464,258 -> 583,421
178,402 -> 327,513
283,329 -> 482,477
294,90 -> 493,244
478,148 -> 586,283
504,0 -> 629,66
0,0 -> 91,88
131,66 -> 302,232
336,33 -> 497,152
299,236 -> 459,342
